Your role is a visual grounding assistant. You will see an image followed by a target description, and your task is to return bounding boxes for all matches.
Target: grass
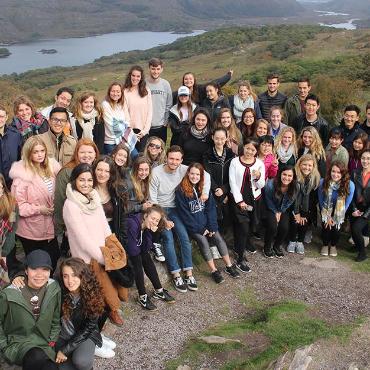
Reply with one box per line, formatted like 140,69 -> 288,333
165,299 -> 361,370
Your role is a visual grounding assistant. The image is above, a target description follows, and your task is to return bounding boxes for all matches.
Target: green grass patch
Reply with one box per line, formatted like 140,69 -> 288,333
166,300 -> 359,370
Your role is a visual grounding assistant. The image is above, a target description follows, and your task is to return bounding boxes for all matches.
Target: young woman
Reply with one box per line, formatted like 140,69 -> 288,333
254,119 -> 271,138
325,127 -> 349,171
258,135 -> 279,180
10,136 -> 61,269
318,161 -> 354,257
102,82 -> 132,155
168,86 -> 197,146
63,163 -> 125,326
126,205 -> 175,310
111,142 -> 131,180
176,163 -> 240,283
274,126 -> 297,169
142,136 -> 166,168
287,154 -> 320,254
350,149 -> 370,262
238,108 -> 256,142
54,139 -> 99,246
174,70 -> 232,105
228,80 -> 262,123
124,66 -> 152,152
203,128 -> 235,229
348,132 -> 369,173
229,138 -> 265,270
269,106 -> 286,139
11,95 -> 48,144
297,126 -> 326,177
201,82 -> 230,126
178,108 -> 213,166
263,166 -> 298,258
71,92 -> 105,154
215,108 -> 242,155
56,258 -> 107,367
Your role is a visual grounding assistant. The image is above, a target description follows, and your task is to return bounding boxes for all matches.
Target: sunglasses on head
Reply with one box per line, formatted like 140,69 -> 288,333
30,296 -> 41,316
149,143 -> 161,149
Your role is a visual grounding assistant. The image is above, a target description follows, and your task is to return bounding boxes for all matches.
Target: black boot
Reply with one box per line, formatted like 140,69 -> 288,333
273,244 -> 284,258
264,245 -> 274,258
355,247 -> 368,262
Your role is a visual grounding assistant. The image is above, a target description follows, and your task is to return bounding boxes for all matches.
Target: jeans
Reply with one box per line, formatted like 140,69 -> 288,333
161,207 -> 193,273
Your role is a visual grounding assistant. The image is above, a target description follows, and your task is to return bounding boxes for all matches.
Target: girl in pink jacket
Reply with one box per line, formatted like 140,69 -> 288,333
10,136 -> 61,269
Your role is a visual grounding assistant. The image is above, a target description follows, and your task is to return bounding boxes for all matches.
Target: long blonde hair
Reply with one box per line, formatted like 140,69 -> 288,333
274,126 -> 298,158
297,126 -> 326,162
22,136 -> 53,177
131,157 -> 151,202
216,108 -> 242,145
143,136 -> 166,166
237,80 -> 257,101
295,154 -> 320,190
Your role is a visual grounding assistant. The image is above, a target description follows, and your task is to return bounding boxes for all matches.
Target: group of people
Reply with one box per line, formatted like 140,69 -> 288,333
0,57 -> 369,370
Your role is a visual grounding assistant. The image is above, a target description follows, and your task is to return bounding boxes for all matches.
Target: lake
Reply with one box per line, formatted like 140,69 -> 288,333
0,30 -> 203,75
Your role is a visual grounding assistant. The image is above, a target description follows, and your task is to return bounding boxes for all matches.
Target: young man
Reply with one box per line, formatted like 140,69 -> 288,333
146,58 -> 172,144
339,104 -> 366,150
325,127 -> 349,170
293,94 -> 329,146
285,77 -> 312,126
361,102 -> 370,137
149,146 -> 210,293
258,73 -> 287,120
38,107 -> 77,166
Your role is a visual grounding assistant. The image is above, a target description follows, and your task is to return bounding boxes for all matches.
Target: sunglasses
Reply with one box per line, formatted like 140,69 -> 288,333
149,143 -> 161,150
30,296 -> 41,316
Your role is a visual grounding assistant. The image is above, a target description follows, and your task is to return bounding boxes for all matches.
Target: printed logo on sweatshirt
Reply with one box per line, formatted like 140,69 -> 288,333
189,199 -> 204,214
150,90 -> 167,96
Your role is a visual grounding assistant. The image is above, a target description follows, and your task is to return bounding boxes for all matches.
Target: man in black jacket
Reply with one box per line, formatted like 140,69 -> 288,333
339,104 -> 366,150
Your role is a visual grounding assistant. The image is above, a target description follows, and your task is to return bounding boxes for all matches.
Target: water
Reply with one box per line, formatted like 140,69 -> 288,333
0,30 -> 203,75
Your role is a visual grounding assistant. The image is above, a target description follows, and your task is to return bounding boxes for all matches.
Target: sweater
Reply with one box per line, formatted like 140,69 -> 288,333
126,213 -> 153,257
262,153 -> 278,179
258,91 -> 287,120
146,78 -> 172,129
124,87 -> 152,135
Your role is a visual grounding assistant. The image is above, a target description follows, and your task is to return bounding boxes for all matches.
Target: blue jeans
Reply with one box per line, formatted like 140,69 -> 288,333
161,207 -> 193,274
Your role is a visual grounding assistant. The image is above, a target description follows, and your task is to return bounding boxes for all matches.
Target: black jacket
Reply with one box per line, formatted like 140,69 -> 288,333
350,168 -> 370,220
201,95 -> 230,127
297,147 -> 326,178
258,91 -> 287,120
340,119 -> 366,151
74,118 -> 105,154
168,103 -> 197,146
293,113 -> 329,147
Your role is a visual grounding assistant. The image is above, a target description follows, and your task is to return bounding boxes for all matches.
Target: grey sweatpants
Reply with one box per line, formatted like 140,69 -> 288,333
59,338 -> 95,370
192,231 -> 229,262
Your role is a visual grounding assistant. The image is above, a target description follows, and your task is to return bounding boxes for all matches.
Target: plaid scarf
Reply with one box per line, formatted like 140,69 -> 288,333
0,211 -> 16,249
14,112 -> 45,140
321,181 -> 346,229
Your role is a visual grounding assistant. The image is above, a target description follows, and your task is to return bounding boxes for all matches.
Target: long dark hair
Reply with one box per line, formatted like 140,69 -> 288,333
92,155 -> 117,193
124,65 -> 148,98
349,132 -> 369,160
323,161 -> 350,197
182,72 -> 198,102
70,163 -> 94,191
0,174 -> 16,219
273,165 -> 297,200
60,258 -> 105,319
240,108 -> 256,139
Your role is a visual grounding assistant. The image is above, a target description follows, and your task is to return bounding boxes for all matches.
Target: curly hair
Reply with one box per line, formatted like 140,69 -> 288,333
179,162 -> 204,198
124,65 -> 148,98
323,161 -> 350,198
60,257 -> 105,319
274,126 -> 298,158
297,126 -> 326,162
215,108 -> 242,146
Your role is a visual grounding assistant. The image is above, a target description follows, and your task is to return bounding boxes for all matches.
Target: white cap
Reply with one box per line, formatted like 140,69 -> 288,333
178,86 -> 190,96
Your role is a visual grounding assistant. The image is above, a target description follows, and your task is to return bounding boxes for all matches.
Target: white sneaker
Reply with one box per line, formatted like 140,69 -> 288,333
95,343 -> 115,358
153,243 -> 165,262
102,333 -> 116,350
348,237 -> 354,245
210,246 -> 222,259
287,241 -> 296,253
365,236 -> 369,247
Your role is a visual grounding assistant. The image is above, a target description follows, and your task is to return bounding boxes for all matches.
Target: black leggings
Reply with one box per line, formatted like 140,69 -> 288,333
321,223 -> 341,246
22,347 -> 58,370
351,216 -> 369,253
130,250 -> 162,296
232,214 -> 251,262
289,214 -> 311,242
264,210 -> 290,250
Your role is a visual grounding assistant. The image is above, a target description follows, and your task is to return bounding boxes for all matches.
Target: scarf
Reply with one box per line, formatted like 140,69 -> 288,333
190,125 -> 209,140
233,95 -> 254,122
276,145 -> 295,164
76,109 -> 98,141
66,183 -> 100,214
321,181 -> 346,229
0,208 -> 16,249
212,146 -> 227,166
14,112 -> 45,139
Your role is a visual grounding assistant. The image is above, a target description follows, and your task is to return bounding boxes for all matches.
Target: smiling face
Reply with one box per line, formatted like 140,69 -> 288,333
137,163 -> 150,180
31,144 -> 46,164
267,78 -> 279,94
188,166 -> 201,185
300,159 -> 314,177
143,210 -> 161,232
297,82 -> 311,100
282,131 -> 293,148
302,130 -> 313,148
95,161 -> 110,185
243,143 -> 257,159
353,138 -> 364,152
113,149 -> 128,167
343,110 -> 359,130
166,151 -> 183,171
178,95 -> 190,105
76,171 -> 94,195
17,103 -> 33,121
194,113 -> 208,131
109,85 -> 122,102
238,85 -> 250,101
220,111 -> 232,128
260,141 -> 273,156
130,70 -> 142,87
329,135 -> 343,150
305,99 -> 319,117
81,96 -> 95,114
243,111 -> 255,126
206,86 -> 218,101
330,165 -> 342,183
183,73 -> 195,89
270,109 -> 282,128
55,92 -> 72,109
49,111 -> 68,135
62,265 -> 81,294
26,267 -> 50,289
281,169 -> 294,186
78,145 -> 96,165
212,130 -> 227,148
147,139 -> 162,159
0,109 -> 7,129
149,65 -> 163,80
256,122 -> 268,137
361,152 -> 370,171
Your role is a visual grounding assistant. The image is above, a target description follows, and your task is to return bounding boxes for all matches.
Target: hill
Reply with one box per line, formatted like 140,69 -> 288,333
0,0 -> 304,44
321,0 -> 370,17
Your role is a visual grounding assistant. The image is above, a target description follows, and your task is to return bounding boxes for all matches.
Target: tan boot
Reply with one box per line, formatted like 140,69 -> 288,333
329,246 -> 337,257
320,245 -> 329,256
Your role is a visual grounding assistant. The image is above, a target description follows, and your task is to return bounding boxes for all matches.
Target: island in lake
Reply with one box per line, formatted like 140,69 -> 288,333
0,48 -> 11,58
38,49 -> 58,54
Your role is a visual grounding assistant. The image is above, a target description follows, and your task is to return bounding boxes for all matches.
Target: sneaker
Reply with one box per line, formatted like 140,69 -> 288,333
153,243 -> 165,262
365,236 -> 369,247
304,230 -> 313,244
210,246 -> 222,259
173,276 -> 187,293
329,246 -> 337,257
185,275 -> 198,291
287,241 -> 296,253
246,244 -> 257,254
273,245 -> 284,258
263,246 -> 274,258
153,289 -> 176,303
320,245 -> 329,256
224,264 -> 240,278
101,334 -> 116,350
95,344 -> 115,358
348,236 -> 355,245
139,294 -> 157,311
253,232 -> 262,240
235,260 -> 251,273
211,270 -> 225,284
295,242 -> 305,255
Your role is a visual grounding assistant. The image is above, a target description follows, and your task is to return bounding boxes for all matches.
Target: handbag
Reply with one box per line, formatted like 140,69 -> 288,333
100,233 -> 127,271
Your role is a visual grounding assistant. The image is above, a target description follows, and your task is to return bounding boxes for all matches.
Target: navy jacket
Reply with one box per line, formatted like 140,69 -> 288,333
0,126 -> 22,186
339,119 -> 366,151
175,188 -> 218,235
264,178 -> 298,214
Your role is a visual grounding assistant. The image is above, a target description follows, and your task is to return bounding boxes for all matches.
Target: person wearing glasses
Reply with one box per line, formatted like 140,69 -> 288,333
39,107 -> 77,166
0,249 -> 61,370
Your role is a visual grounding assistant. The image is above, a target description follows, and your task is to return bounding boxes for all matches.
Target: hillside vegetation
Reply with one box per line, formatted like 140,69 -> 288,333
0,24 -> 369,123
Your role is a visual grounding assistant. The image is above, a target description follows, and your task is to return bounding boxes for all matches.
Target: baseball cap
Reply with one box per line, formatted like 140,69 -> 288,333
25,250 -> 52,270
178,86 -> 190,96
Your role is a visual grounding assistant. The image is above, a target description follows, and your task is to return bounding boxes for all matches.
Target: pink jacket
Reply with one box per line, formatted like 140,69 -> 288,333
10,159 -> 61,240
264,153 -> 278,179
